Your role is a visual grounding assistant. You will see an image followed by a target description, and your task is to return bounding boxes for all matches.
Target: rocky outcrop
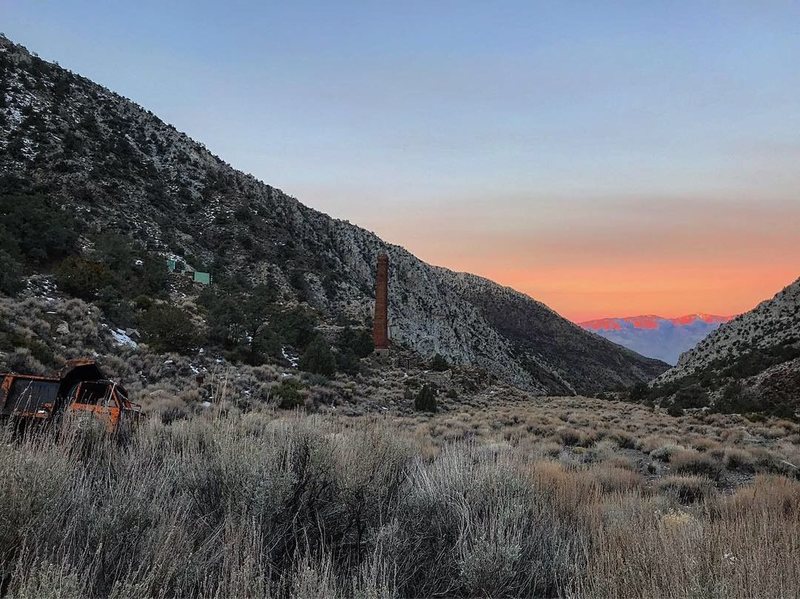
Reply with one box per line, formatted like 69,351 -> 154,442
650,279 -> 800,414
656,279 -> 800,384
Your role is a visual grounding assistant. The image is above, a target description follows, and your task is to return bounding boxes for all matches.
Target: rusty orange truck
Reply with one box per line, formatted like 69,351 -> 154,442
0,359 -> 143,433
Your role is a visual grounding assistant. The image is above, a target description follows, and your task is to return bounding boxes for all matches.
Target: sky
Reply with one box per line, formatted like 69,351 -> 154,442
3,1 -> 799,321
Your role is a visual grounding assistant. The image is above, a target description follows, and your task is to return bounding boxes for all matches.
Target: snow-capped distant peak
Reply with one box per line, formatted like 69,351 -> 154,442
581,314 -> 732,332
578,314 -> 733,365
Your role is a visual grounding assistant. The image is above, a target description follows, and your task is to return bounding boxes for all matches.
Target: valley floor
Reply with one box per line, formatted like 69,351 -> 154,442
1,396 -> 799,598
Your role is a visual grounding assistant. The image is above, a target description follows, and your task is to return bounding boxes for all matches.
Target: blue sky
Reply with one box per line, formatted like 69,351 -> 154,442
3,1 -> 799,319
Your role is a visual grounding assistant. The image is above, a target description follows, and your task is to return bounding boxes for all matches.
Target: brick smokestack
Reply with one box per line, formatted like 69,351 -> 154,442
373,253 -> 390,350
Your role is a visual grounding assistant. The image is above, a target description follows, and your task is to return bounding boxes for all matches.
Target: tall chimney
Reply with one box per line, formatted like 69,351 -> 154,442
373,253 -> 390,350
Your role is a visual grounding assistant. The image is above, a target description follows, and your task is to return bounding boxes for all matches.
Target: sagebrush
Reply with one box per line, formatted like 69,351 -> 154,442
0,407 -> 799,598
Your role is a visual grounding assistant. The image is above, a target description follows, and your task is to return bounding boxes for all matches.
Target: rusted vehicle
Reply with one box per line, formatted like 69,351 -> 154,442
0,359 -> 143,433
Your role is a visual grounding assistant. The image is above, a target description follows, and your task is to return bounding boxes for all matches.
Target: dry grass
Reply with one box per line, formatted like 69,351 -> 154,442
670,450 -> 725,480
0,396 -> 798,598
574,473 -> 800,598
656,475 -> 717,503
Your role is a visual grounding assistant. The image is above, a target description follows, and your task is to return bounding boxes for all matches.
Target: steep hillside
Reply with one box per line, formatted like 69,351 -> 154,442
0,35 -> 666,394
651,278 -> 800,415
581,314 -> 732,364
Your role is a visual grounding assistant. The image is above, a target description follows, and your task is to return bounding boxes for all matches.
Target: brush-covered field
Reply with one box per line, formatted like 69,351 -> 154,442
1,397 -> 799,598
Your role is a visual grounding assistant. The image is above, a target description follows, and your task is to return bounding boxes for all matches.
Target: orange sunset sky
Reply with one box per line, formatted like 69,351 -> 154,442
341,193 -> 800,322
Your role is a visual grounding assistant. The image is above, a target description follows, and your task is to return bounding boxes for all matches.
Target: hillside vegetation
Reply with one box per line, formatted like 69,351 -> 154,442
0,34 -> 666,394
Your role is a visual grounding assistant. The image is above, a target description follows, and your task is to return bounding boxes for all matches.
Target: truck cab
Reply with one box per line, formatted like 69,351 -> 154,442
65,378 -> 142,432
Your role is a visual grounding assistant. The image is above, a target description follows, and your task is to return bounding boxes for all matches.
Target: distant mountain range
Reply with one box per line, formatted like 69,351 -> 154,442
580,314 -> 733,365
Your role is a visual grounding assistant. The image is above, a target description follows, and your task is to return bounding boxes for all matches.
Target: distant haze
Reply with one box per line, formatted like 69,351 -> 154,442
580,314 -> 733,365
4,1 -> 799,320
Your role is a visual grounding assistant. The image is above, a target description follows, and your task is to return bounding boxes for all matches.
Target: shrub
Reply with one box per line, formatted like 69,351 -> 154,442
272,379 -> 306,409
96,286 -> 137,329
335,349 -> 360,375
132,295 -> 153,311
299,336 -> 336,377
289,269 -> 310,301
592,466 -> 642,493
394,444 -> 579,597
650,444 -> 685,463
337,326 -> 374,359
0,192 -> 78,265
272,306 -> 317,350
628,382 -> 651,402
55,257 -> 114,300
724,448 -> 756,473
748,447 -> 795,476
673,384 -> 710,410
666,404 -> 684,417
657,475 -> 716,503
204,292 -> 249,348
249,327 -> 282,364
202,283 -> 277,351
670,451 -> 724,481
0,402 -> 798,598
415,384 -> 438,413
608,430 -> 640,450
715,381 -> 761,415
0,250 -> 23,295
556,427 -> 591,447
139,304 -> 199,353
691,437 -> 719,453
430,353 -> 449,372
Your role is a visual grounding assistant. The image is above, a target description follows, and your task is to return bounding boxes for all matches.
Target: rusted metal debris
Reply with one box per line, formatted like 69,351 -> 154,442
0,359 -> 143,433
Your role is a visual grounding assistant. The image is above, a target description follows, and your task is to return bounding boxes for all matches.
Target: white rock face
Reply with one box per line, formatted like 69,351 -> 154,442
110,329 -> 138,348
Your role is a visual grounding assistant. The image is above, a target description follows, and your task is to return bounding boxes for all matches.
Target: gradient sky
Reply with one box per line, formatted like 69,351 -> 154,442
4,1 -> 799,321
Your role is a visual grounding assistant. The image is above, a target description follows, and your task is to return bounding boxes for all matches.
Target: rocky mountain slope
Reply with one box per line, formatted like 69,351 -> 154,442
651,278 -> 800,415
657,280 -> 800,384
0,35 -> 667,394
581,314 -> 732,365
